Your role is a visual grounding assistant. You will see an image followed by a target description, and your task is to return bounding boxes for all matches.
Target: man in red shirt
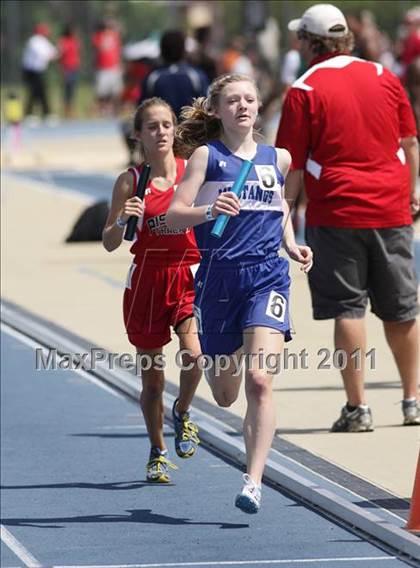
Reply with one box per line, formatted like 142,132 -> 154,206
91,19 -> 122,115
276,4 -> 420,431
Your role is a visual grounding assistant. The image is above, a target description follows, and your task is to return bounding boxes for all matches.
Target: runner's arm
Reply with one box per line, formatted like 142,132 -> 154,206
166,146 -> 211,229
276,148 -> 312,272
102,171 -> 144,252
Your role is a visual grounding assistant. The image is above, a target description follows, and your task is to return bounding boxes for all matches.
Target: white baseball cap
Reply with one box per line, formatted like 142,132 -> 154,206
288,4 -> 348,38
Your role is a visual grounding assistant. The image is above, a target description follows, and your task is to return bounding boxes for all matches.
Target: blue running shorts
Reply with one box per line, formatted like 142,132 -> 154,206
193,254 -> 292,357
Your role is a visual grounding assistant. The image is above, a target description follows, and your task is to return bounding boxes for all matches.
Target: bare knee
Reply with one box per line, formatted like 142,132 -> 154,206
246,370 -> 272,402
180,349 -> 201,369
212,390 -> 238,408
141,375 -> 164,402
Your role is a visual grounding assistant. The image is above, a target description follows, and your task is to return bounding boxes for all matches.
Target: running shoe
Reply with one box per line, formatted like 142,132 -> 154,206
172,398 -> 200,458
330,405 -> 374,432
403,399 -> 420,426
235,474 -> 261,514
146,447 -> 177,483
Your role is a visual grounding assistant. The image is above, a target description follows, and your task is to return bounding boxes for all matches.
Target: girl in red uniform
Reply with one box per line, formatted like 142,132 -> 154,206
103,98 -> 201,483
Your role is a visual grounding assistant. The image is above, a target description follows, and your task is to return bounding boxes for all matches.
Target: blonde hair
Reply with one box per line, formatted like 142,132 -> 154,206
174,73 -> 260,158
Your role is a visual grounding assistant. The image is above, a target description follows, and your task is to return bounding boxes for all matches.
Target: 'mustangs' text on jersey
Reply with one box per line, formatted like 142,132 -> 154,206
194,141 -> 285,263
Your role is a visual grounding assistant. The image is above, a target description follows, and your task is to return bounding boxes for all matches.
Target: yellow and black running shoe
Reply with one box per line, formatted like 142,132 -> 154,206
146,448 -> 178,483
172,398 -> 200,458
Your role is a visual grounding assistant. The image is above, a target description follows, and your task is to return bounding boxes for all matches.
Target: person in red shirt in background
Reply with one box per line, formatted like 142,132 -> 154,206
120,58 -> 153,166
276,4 -> 420,432
58,24 -> 80,119
399,7 -> 420,83
91,19 -> 123,116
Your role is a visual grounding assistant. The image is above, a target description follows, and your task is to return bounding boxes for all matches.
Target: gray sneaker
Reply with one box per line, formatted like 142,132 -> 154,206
331,405 -> 374,433
402,399 -> 420,426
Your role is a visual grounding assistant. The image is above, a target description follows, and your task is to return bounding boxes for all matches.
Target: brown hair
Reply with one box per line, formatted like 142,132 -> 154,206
297,29 -> 355,55
133,97 -> 177,132
131,97 -> 177,160
174,73 -> 260,158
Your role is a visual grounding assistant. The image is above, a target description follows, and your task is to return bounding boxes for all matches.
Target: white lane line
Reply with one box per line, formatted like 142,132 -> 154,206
1,323 -> 124,399
54,556 -> 396,568
0,525 -> 42,568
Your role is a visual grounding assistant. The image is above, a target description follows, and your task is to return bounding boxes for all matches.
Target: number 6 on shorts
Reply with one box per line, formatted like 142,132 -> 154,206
265,290 -> 286,323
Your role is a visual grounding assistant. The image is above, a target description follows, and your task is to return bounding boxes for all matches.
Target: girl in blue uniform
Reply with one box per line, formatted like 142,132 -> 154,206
167,74 -> 312,513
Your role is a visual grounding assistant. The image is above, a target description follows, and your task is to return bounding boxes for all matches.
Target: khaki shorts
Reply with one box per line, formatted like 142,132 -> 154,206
305,226 -> 419,321
95,67 -> 123,99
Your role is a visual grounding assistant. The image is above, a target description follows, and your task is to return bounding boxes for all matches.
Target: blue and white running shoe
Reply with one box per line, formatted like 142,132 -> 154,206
235,473 -> 261,514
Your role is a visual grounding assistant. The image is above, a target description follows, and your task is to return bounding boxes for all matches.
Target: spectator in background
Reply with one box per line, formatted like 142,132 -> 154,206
281,32 -> 304,92
346,9 -> 383,62
406,56 -> 420,141
220,36 -> 255,78
138,30 -> 208,119
276,4 -> 420,432
189,26 -> 217,83
398,7 -> 420,82
346,9 -> 396,71
92,19 -> 123,116
21,23 -> 57,123
120,57 -> 154,165
58,24 -> 80,119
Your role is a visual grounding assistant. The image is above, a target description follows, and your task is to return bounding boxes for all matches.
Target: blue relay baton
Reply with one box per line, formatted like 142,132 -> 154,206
211,159 -> 253,238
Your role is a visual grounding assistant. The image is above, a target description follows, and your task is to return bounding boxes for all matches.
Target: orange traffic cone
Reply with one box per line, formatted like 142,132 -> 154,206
406,450 -> 420,532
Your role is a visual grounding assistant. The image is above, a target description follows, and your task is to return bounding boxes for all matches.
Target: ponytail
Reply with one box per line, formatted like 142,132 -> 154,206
174,97 -> 222,158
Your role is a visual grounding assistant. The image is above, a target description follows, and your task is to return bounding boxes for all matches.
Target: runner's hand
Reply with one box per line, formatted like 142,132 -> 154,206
212,192 -> 241,218
121,197 -> 144,223
285,244 -> 313,273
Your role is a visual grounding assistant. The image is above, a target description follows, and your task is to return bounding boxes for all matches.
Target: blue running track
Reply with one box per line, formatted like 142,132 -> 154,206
1,327 -> 413,568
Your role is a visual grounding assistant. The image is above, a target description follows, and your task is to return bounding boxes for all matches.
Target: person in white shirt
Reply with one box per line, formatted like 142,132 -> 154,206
22,23 -> 57,119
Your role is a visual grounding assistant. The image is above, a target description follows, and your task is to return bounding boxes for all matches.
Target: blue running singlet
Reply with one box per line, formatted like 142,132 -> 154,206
193,141 -> 292,356
193,141 -> 286,263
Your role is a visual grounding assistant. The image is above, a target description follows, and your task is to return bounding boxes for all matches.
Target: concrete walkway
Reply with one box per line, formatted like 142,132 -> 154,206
1,120 -> 419,503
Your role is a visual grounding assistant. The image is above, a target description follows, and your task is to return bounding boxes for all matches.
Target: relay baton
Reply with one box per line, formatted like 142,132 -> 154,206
211,159 -> 253,238
124,164 -> 151,241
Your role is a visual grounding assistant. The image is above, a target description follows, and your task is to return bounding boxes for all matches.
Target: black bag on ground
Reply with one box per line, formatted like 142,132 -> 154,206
65,200 -> 109,242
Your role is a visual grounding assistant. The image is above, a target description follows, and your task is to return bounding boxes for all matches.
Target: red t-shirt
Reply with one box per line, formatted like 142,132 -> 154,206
276,53 -> 417,228
401,31 -> 420,67
92,29 -> 121,69
129,159 -> 200,266
59,35 -> 80,71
